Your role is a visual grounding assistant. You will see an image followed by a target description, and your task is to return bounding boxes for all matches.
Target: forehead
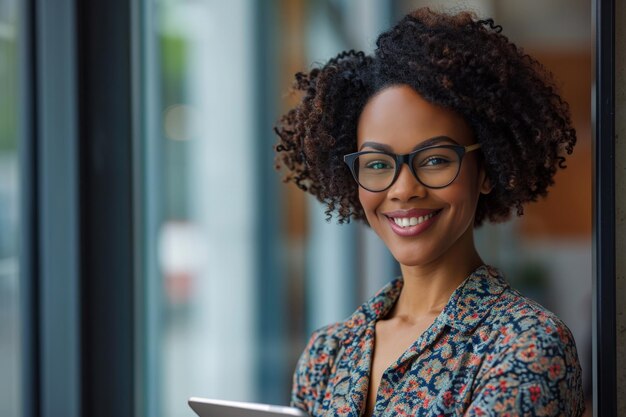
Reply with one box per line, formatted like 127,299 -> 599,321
357,84 -> 474,149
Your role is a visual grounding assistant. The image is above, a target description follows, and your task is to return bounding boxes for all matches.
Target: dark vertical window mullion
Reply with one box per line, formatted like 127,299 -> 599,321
77,0 -> 135,415
131,0 -> 146,415
593,0 -> 616,415
19,0 -> 40,414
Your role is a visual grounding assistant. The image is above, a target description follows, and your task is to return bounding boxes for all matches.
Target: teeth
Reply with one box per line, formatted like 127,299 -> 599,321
392,212 -> 437,228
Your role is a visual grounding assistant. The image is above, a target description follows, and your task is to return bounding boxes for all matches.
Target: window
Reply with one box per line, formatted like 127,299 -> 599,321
0,0 -> 22,415
138,1 -> 594,415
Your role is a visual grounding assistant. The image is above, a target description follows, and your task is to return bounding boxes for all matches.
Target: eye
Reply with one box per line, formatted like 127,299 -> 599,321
421,156 -> 451,167
365,160 -> 393,170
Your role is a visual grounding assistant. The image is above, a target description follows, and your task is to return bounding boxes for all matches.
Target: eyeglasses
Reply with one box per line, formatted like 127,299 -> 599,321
343,143 -> 481,192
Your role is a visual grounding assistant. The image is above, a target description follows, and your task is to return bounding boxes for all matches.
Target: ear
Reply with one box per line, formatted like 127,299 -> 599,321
478,165 -> 493,195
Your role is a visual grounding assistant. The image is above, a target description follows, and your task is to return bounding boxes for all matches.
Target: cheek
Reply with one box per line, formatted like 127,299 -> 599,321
358,189 -> 383,220
452,161 -> 482,199
441,187 -> 478,212
442,172 -> 482,219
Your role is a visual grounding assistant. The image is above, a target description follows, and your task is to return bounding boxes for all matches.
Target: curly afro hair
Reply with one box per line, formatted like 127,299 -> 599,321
274,8 -> 576,226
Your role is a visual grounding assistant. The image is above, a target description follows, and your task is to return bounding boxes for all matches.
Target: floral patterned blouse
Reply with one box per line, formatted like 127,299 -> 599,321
291,265 -> 584,416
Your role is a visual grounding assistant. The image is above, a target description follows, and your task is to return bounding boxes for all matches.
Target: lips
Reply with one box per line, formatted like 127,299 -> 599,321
390,211 -> 438,227
382,208 -> 442,237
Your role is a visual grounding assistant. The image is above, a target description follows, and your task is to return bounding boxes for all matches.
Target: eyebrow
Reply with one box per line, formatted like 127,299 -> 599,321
359,135 -> 458,152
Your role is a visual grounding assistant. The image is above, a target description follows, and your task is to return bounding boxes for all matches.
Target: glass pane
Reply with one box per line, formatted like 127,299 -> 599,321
140,2 -> 393,416
0,0 -> 21,415
141,1 -> 592,416
143,2 -> 271,415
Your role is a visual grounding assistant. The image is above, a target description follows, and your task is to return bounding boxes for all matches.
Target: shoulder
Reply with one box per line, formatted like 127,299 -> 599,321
488,286 -> 578,353
462,265 -> 579,357
469,287 -> 585,415
290,321 -> 347,411
298,321 -> 347,368
291,278 -> 401,411
481,286 -> 582,377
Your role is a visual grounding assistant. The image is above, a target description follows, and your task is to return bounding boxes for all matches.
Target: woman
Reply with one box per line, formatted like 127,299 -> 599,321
274,8 -> 584,417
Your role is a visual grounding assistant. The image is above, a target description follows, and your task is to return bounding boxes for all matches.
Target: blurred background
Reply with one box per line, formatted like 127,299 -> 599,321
0,0 -> 592,416
1,0 -> 22,414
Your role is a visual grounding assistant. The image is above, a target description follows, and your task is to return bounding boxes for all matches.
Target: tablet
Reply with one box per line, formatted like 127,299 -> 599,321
188,397 -> 310,417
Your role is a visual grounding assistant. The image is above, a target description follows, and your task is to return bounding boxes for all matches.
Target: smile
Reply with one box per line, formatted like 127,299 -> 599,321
390,212 -> 437,228
383,209 -> 442,237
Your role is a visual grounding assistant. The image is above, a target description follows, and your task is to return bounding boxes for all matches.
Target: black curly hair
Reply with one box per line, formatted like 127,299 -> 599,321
274,8 -> 576,226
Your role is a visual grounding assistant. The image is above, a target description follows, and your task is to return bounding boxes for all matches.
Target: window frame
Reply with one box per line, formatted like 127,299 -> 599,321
593,0 -> 617,416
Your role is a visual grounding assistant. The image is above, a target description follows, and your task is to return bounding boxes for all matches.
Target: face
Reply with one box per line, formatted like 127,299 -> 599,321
356,84 -> 491,267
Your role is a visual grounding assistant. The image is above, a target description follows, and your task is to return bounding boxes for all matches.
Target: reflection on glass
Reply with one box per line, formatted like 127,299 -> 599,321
0,0 -> 21,416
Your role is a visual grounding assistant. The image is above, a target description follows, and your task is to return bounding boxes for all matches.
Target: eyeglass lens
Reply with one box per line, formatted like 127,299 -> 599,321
355,147 -> 461,191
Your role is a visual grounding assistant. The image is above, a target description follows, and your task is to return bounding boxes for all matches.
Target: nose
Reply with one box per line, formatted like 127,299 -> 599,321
386,163 -> 427,201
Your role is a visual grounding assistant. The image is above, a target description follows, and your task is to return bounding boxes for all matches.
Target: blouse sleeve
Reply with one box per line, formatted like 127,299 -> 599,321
290,330 -> 318,412
290,326 -> 337,415
464,320 -> 585,417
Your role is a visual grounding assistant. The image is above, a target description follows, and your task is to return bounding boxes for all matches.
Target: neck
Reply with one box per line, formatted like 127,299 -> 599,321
391,227 -> 484,321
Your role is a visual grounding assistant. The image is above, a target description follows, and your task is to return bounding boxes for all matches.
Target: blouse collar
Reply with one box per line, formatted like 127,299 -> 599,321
342,264 -> 509,342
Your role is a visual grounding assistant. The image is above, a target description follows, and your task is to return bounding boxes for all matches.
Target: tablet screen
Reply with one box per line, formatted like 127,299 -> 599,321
188,397 -> 310,417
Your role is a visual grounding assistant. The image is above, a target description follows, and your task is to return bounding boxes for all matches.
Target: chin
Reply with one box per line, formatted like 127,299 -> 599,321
388,245 -> 444,268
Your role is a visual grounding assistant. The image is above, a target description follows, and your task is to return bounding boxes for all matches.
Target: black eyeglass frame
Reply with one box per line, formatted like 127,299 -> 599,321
343,143 -> 482,192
